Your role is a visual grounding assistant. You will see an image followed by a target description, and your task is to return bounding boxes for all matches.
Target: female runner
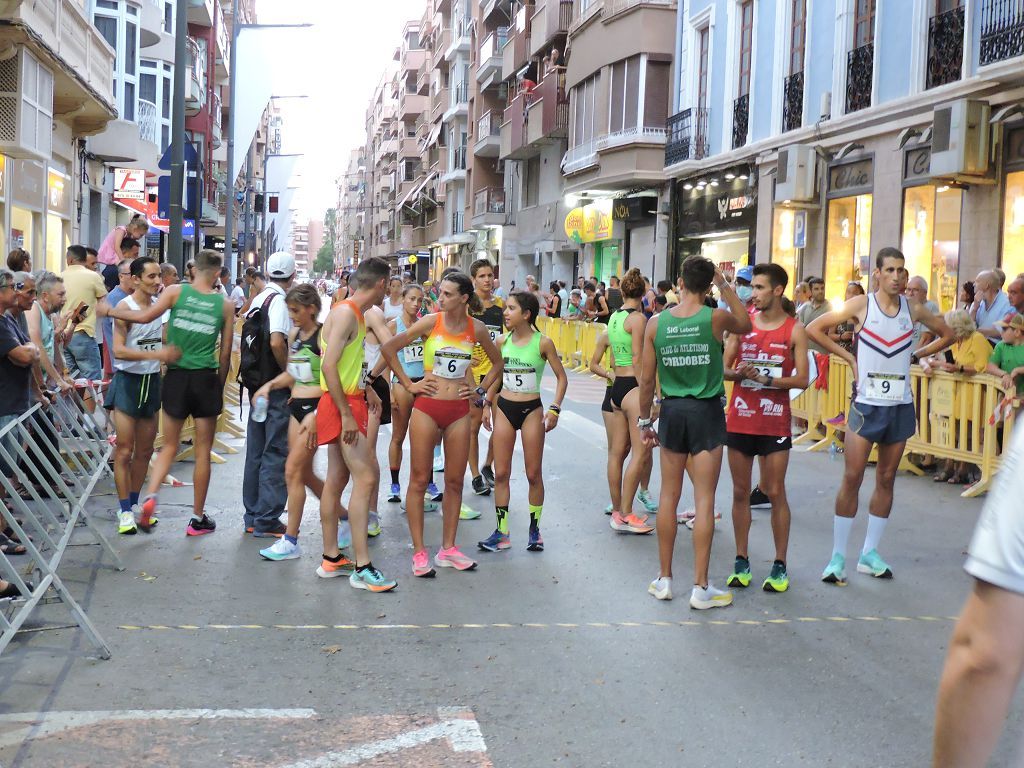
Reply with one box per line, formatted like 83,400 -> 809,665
252,285 -> 345,562
380,272 -> 502,576
477,292 -> 567,552
595,268 -> 655,534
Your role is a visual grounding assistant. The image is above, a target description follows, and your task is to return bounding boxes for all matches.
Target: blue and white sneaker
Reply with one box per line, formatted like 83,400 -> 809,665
477,529 -> 511,552
367,513 -> 382,538
637,489 -> 658,514
604,503 -> 613,516
426,482 -> 443,502
260,537 -> 300,561
857,549 -> 893,579
387,483 -> 401,503
401,498 -> 440,513
527,527 -> 544,552
337,520 -> 352,550
459,503 -> 482,520
349,564 -> 397,592
821,553 -> 847,586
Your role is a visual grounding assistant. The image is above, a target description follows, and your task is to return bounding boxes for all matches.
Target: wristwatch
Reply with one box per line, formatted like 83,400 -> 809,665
637,417 -> 653,429
474,385 -> 487,398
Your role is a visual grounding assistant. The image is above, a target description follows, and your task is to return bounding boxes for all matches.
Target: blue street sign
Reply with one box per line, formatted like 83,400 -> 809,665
158,141 -> 198,171
157,175 -> 202,220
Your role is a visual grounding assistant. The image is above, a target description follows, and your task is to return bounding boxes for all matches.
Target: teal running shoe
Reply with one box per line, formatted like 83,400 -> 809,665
762,561 -> 789,593
459,503 -> 481,520
367,513 -> 382,538
349,564 -> 397,592
857,549 -> 893,579
727,556 -> 752,588
637,489 -> 658,514
821,553 -> 847,586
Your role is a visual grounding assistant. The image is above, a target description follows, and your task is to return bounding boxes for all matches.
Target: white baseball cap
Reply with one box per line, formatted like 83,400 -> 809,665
266,251 -> 295,279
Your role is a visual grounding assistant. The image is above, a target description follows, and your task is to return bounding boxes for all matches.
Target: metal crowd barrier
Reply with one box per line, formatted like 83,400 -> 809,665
0,389 -> 124,659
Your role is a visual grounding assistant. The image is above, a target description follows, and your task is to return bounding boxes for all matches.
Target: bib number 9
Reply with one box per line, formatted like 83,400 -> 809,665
865,372 -> 906,402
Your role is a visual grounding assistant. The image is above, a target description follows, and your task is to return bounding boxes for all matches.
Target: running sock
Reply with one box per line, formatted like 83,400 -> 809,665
495,505 -> 509,535
774,559 -> 786,569
191,514 -> 205,524
119,498 -> 131,513
862,514 -> 889,555
529,504 -> 543,531
832,515 -> 854,557
129,491 -> 139,507
390,468 -> 400,485
356,562 -> 373,572
323,552 -> 345,563
284,534 -> 298,545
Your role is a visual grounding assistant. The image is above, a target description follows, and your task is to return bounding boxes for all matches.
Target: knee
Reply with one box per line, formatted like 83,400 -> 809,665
114,444 -> 132,464
842,468 -> 866,488
732,483 -> 751,503
285,459 -> 304,485
494,466 -> 512,485
524,466 -> 542,486
760,480 -> 785,502
408,468 -> 429,491
875,467 -> 898,489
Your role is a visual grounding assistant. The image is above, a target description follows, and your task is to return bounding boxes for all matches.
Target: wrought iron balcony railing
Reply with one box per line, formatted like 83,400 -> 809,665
664,107 -> 709,166
845,43 -> 873,114
927,6 -> 964,88
782,71 -> 803,133
979,0 -> 1024,66
732,94 -> 749,149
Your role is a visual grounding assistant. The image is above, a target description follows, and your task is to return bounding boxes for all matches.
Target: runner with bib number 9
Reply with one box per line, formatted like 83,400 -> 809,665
380,271 -> 503,578
478,291 -> 568,553
806,247 -> 953,585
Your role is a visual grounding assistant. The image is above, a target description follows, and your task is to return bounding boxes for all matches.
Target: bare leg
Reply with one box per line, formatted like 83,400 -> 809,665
759,450 -> 792,563
491,407 -> 516,509
145,414 -> 184,495
619,388 -> 652,518
339,431 -> 377,567
835,430 -> 873,519
933,580 -> 1024,768
868,440 -> 906,520
320,443 -> 345,558
112,410 -> 137,502
688,447 -> 724,586
130,416 -> 158,495
468,403 -> 483,478
406,408 -> 439,554
365,409 -> 381,516
519,408 -> 545,508
656,448 -> 687,578
388,384 -> 412,476
727,448 -> 755,558
191,416 -> 217,516
284,417 -> 316,538
440,415 -> 472,550
603,410 -> 629,512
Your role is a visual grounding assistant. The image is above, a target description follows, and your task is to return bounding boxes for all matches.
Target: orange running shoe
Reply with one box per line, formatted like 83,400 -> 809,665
316,554 -> 355,578
610,511 -> 654,534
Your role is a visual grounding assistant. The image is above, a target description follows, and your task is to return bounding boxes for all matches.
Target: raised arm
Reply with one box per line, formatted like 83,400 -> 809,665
806,295 -> 868,366
104,284 -> 180,323
378,313 -> 436,388
712,268 -> 753,338
910,301 -> 955,360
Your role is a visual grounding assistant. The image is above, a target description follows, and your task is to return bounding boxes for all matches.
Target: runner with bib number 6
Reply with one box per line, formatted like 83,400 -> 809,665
478,291 -> 568,553
380,272 -> 503,577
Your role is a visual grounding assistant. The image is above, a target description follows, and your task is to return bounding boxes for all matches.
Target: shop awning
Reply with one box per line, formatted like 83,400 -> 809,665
420,123 -> 442,151
398,171 -> 437,210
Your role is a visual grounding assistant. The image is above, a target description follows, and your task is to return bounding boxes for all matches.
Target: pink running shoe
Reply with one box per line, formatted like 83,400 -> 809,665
138,494 -> 158,532
412,549 -> 435,578
434,546 -> 477,571
610,511 -> 654,534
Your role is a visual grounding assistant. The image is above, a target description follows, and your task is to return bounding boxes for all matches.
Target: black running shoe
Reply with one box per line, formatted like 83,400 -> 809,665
186,515 -> 217,536
749,486 -> 771,509
471,475 -> 490,496
481,466 -> 495,489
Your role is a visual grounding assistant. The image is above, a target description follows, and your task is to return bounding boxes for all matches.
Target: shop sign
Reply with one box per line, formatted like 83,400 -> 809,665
113,168 -> 146,201
612,196 -> 656,222
47,170 -> 70,218
793,210 -> 807,249
11,158 -> 45,211
676,183 -> 757,237
903,147 -> 932,185
564,199 -> 613,243
827,158 -> 873,198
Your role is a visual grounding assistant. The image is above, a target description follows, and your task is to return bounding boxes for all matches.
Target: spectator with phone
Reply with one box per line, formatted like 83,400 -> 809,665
60,245 -> 106,382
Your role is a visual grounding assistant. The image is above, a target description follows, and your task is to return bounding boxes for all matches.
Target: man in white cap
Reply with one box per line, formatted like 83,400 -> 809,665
241,251 -> 295,537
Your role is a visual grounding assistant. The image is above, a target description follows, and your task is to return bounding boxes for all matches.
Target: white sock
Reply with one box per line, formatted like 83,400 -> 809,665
832,516 -> 854,557
862,514 -> 888,555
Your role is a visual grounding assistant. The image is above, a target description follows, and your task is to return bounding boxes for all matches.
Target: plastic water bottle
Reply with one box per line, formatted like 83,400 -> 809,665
828,442 -> 839,461
251,395 -> 269,423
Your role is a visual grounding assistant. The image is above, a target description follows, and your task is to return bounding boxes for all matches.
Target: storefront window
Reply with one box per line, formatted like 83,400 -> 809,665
11,207 -> 35,264
45,214 -> 68,275
593,242 -> 621,284
1002,170 -> 1024,281
901,184 -> 961,313
771,209 -> 799,295
825,194 -> 872,303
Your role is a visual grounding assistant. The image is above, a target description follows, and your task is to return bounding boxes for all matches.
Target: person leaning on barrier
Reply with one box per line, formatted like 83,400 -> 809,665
0,268 -> 41,502
26,272 -> 74,393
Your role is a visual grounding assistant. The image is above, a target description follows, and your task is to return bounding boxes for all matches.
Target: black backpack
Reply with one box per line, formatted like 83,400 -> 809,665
238,292 -> 283,391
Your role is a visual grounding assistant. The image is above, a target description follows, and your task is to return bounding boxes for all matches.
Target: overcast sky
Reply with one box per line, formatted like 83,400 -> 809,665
255,0 -> 426,222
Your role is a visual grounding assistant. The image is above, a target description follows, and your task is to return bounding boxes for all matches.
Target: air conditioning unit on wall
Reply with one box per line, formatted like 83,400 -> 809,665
930,99 -> 991,180
0,47 -> 54,161
774,145 -> 817,204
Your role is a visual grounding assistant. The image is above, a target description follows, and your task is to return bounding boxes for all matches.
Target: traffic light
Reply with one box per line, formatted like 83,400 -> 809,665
254,193 -> 264,212
268,194 -> 279,213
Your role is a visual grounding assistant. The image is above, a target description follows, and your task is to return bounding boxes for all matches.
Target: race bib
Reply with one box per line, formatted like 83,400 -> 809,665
287,357 -> 313,382
864,372 -> 906,402
433,348 -> 472,379
486,325 -> 501,343
503,365 -> 538,393
404,341 -> 425,364
137,335 -> 162,354
740,359 -> 782,389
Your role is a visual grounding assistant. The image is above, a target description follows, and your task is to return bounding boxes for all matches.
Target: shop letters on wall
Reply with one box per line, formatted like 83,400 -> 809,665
827,157 -> 874,198
675,180 -> 757,238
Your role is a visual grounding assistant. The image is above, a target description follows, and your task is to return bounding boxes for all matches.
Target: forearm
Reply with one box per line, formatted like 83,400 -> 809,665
638,374 -> 656,420
551,375 -> 567,407
324,369 -> 355,419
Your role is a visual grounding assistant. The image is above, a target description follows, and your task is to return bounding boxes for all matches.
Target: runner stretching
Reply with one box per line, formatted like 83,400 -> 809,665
478,291 -> 567,552
807,247 -> 953,584
723,264 -> 809,593
315,257 -> 396,592
638,257 -> 750,608
109,256 -> 181,534
380,271 -> 502,577
102,249 -> 233,535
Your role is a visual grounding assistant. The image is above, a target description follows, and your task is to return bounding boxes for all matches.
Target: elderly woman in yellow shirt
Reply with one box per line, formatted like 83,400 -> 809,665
923,310 -> 991,483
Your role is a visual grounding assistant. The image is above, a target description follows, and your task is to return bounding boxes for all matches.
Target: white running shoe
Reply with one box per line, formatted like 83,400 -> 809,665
648,577 -> 672,601
260,537 -> 301,561
689,583 -> 733,610
433,453 -> 445,472
337,520 -> 352,549
681,508 -> 723,529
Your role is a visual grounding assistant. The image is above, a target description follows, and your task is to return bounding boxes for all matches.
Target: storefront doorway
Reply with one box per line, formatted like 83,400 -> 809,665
673,169 -> 757,282
824,157 -> 874,303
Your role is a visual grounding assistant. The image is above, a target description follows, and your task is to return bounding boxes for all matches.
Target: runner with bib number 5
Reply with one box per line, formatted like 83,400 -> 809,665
478,291 -> 568,553
380,271 -> 503,577
806,247 -> 953,585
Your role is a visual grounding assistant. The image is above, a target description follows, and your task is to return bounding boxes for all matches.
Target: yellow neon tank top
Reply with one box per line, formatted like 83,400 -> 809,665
319,300 -> 366,395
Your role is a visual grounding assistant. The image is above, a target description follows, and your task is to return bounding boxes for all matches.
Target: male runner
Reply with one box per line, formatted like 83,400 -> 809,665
103,249 -> 234,535
109,256 -> 180,534
316,256 -> 396,592
723,264 -> 808,593
467,259 -> 503,497
807,247 -> 953,583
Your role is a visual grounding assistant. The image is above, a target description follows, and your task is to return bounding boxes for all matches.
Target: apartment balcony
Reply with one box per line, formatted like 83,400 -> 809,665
137,98 -> 158,146
445,16 -> 472,61
980,0 -> 1024,66
187,0 -> 215,26
475,111 -> 502,157
482,0 -> 513,20
664,107 -> 709,167
380,137 -> 399,159
561,139 -> 598,174
471,187 -> 506,228
450,210 -> 466,236
400,92 -> 428,120
500,91 -> 529,160
382,104 -> 398,122
401,136 -> 420,159
431,86 -> 449,121
0,0 -> 117,136
570,0 -> 603,32
602,0 -> 676,22
845,43 -> 873,114
139,0 -> 163,47
927,5 -> 964,88
732,93 -> 749,149
782,71 -> 803,133
477,28 -> 509,84
211,90 -> 223,148
432,27 -> 450,68
402,47 -> 426,75
185,37 -> 207,116
417,62 -> 430,95
440,145 -> 468,184
88,111 -> 160,173
502,6 -> 532,80
526,71 -> 569,145
442,82 -> 469,123
563,125 -> 667,192
530,0 -> 573,57
214,0 -> 229,79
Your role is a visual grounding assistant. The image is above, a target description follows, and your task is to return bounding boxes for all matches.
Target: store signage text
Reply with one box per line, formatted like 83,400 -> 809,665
903,147 -> 932,184
114,168 -> 146,201
565,199 -> 613,243
828,158 -> 873,197
676,182 -> 757,237
612,196 -> 656,222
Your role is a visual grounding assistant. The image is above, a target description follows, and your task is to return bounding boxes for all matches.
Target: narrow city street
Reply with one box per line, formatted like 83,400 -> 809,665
1,369 -> 1015,767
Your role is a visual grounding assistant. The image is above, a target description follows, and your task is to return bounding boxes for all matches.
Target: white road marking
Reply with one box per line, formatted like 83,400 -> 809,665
0,708 -> 317,748
557,409 -> 607,444
279,708 -> 487,767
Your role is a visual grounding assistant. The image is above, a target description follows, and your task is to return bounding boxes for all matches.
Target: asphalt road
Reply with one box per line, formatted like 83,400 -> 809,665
1,369 -> 1020,767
